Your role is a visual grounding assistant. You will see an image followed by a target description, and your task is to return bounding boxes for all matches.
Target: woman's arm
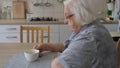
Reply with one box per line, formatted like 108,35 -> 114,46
33,43 -> 64,52
51,58 -> 64,68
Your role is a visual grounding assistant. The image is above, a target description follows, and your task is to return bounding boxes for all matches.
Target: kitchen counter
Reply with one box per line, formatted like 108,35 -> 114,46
110,32 -> 120,37
0,19 -> 64,25
0,19 -> 118,25
110,32 -> 120,41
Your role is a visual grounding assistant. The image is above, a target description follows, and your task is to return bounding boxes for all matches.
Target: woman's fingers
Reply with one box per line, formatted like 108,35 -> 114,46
39,51 -> 50,57
33,44 -> 39,49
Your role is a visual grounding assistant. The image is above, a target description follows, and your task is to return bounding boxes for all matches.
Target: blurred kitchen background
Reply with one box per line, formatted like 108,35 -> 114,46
0,0 -> 119,22
0,0 -> 64,20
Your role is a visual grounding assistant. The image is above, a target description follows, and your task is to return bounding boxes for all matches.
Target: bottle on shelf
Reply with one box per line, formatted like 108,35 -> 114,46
0,6 -> 2,19
6,6 -> 11,19
118,15 -> 120,31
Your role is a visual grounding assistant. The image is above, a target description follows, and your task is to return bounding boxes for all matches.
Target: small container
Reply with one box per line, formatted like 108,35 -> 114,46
26,13 -> 32,20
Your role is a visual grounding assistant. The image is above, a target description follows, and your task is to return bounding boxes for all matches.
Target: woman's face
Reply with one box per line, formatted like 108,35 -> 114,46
64,6 -> 80,32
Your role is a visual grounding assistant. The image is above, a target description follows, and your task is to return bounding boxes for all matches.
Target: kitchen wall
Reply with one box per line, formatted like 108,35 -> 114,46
0,0 -> 64,20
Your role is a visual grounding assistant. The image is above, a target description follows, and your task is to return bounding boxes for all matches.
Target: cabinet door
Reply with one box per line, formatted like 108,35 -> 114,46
0,25 -> 20,43
50,25 -> 59,43
50,32 -> 59,43
0,25 -> 20,33
59,25 -> 72,42
0,32 -> 20,43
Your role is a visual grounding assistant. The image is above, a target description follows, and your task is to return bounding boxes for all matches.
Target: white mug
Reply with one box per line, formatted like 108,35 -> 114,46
24,49 -> 39,62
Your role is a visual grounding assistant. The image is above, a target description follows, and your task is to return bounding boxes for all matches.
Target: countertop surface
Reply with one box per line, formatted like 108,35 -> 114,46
110,32 -> 120,37
0,19 -> 65,25
0,19 -> 118,25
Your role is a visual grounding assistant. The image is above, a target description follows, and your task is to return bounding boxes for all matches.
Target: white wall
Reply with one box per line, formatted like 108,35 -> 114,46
0,0 -> 64,19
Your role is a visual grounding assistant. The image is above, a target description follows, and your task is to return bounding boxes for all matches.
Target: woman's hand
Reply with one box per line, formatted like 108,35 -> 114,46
33,43 -> 51,57
33,44 -> 41,50
33,44 -> 43,57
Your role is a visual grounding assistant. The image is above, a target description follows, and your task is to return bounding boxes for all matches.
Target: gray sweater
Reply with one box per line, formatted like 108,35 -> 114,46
58,20 -> 118,68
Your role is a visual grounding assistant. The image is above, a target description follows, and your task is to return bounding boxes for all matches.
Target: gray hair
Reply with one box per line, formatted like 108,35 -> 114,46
64,0 -> 107,25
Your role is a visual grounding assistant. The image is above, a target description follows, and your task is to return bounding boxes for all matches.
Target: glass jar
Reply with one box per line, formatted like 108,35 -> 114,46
2,7 -> 7,19
6,6 -> 11,19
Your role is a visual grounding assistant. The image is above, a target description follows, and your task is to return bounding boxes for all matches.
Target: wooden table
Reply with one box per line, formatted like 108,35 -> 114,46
0,43 -> 55,68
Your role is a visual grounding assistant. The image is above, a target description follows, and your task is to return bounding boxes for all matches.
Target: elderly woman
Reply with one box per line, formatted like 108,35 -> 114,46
34,0 -> 118,68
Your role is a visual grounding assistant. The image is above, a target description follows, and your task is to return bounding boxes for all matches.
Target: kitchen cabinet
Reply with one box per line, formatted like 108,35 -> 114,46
0,33 -> 20,43
59,25 -> 72,42
0,24 -> 72,43
0,25 -> 59,43
59,24 -> 119,42
0,23 -> 117,43
0,25 -> 20,43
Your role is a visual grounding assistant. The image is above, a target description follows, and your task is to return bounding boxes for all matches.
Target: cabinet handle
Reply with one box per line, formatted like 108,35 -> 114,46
6,28 -> 17,30
6,36 -> 17,39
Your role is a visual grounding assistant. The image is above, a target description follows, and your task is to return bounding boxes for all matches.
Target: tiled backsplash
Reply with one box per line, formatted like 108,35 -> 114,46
0,0 -> 64,20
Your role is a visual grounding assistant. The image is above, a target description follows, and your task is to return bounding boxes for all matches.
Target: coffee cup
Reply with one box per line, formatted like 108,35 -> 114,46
24,49 -> 39,62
